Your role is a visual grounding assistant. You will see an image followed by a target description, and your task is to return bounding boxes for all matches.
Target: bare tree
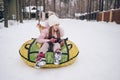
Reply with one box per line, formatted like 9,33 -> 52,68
114,0 -> 120,9
35,0 -> 38,20
16,0 -> 19,21
106,0 -> 109,10
64,0 -> 69,17
28,0 -> 31,19
59,0 -> 61,18
3,0 -> 8,27
54,0 -> 56,12
91,0 -> 94,12
22,0 -> 26,19
43,0 -> 45,12
46,0 -> 49,11
94,0 -> 99,11
19,0 -> 23,23
99,0 -> 104,11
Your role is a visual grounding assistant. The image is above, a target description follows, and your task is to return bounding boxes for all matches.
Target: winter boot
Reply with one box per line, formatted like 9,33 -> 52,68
35,52 -> 46,68
54,49 -> 62,65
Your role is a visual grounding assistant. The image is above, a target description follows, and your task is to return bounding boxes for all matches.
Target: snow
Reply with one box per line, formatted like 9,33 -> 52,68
0,19 -> 120,80
25,6 -> 43,13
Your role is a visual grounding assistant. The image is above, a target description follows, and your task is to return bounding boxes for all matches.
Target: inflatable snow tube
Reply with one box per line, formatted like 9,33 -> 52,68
19,38 -> 79,68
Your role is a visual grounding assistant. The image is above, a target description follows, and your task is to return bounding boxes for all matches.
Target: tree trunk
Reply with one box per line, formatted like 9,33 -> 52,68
91,0 -> 93,12
78,0 -> 81,13
19,0 -> 23,23
114,0 -> 120,9
16,0 -> 19,21
22,0 -> 25,19
109,0 -> 113,9
86,0 -> 89,20
3,0 -> 8,28
46,0 -> 49,11
92,0 -> 95,12
106,0 -> 109,10
66,1 -> 69,17
117,0 -> 120,8
59,0 -> 61,18
35,0 -> 38,20
53,0 -> 56,12
68,0 -> 71,17
99,0 -> 104,11
89,0 -> 92,20
43,0 -> 45,12
87,0 -> 89,13
29,0 -> 31,19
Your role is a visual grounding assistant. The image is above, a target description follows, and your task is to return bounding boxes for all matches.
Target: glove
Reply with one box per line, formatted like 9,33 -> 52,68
56,38 -> 61,43
60,40 -> 64,46
50,38 -> 56,43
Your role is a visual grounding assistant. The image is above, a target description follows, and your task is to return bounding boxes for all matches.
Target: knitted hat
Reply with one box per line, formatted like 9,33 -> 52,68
48,15 -> 59,26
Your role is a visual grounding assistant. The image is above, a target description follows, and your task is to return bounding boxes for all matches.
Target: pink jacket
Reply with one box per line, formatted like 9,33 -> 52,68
37,27 -> 64,43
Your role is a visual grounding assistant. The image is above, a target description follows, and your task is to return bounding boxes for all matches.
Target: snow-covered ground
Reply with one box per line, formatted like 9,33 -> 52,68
0,19 -> 120,80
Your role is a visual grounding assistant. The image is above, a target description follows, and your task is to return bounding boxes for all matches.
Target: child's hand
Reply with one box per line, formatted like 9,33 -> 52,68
50,38 -> 56,43
60,40 -> 64,46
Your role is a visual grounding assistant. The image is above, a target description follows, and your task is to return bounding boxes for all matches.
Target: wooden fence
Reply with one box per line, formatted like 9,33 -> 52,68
79,9 -> 120,24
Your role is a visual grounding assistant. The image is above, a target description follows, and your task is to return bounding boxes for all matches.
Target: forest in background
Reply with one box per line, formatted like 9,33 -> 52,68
1,0 -> 120,27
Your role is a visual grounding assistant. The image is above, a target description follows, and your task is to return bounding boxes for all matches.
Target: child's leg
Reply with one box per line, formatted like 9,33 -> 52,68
35,42 -> 49,68
37,42 -> 49,61
53,43 -> 61,52
53,43 -> 62,65
39,42 -> 49,54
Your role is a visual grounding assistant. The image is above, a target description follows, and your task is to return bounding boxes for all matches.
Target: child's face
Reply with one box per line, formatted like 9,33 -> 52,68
53,24 -> 59,31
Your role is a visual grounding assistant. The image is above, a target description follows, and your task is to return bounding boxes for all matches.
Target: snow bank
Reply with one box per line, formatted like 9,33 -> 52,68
0,19 -> 120,80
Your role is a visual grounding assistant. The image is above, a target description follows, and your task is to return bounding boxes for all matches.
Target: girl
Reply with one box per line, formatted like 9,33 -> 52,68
35,15 -> 64,68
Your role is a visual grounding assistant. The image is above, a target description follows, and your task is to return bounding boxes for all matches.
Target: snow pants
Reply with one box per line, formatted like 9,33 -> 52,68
39,42 -> 61,54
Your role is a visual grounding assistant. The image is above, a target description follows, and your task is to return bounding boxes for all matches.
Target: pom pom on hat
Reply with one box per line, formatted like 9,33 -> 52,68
48,15 -> 59,26
40,20 -> 49,28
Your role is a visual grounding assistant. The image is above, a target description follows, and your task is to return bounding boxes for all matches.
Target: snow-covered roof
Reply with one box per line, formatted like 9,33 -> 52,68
25,6 -> 43,13
75,13 -> 82,17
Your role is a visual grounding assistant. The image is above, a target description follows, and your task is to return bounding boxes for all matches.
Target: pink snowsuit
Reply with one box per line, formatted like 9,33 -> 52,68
37,27 -> 64,54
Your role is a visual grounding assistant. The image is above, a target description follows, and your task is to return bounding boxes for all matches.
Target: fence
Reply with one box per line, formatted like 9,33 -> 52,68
79,9 -> 120,24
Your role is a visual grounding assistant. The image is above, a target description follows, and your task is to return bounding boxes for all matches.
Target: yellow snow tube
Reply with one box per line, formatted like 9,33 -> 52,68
19,38 -> 79,68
